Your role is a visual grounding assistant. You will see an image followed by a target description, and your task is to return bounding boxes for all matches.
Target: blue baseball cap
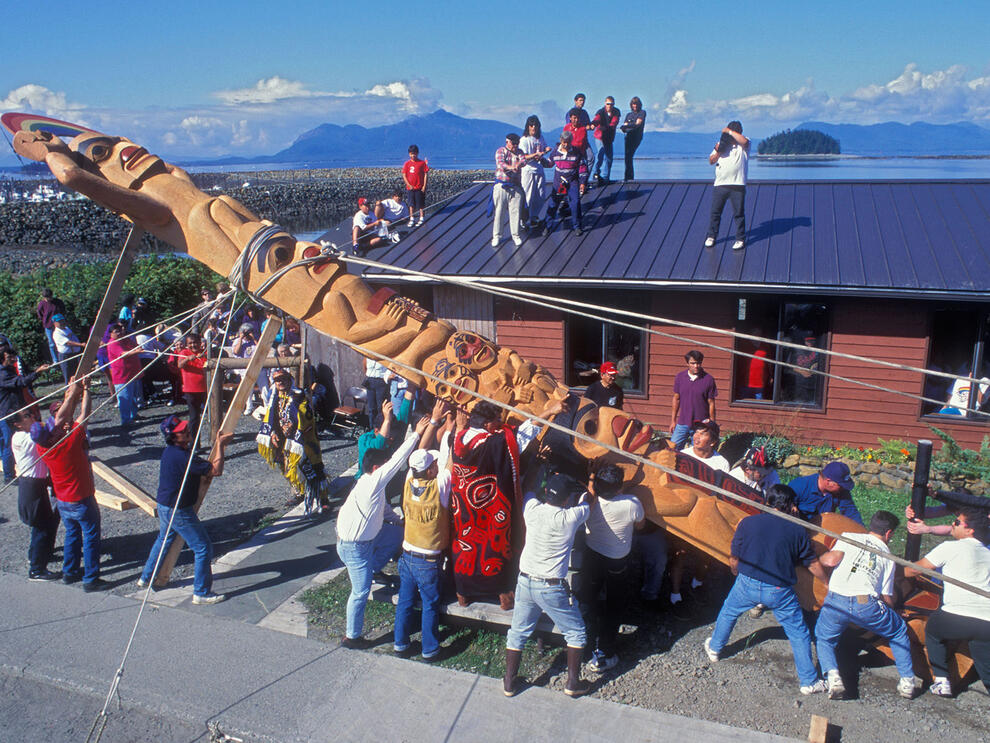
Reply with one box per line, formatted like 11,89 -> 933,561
822,461 -> 855,490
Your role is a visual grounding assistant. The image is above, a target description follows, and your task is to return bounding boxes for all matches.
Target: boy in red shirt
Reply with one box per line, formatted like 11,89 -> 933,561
178,333 -> 208,444
402,145 -> 429,227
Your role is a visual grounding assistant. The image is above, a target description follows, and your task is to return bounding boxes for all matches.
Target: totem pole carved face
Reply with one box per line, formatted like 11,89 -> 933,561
69,132 -> 167,188
571,400 -> 654,458
432,359 -> 479,406
446,332 -> 498,371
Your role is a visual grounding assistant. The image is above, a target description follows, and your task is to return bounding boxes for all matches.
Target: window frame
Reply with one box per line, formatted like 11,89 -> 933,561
562,314 -> 649,397
919,306 -> 990,425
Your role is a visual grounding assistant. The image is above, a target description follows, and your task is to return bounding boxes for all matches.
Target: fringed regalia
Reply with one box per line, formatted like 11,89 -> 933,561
257,386 -> 329,514
450,426 -> 522,598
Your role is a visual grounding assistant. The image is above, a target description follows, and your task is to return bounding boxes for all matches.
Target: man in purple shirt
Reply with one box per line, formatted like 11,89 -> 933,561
670,350 -> 717,449
36,288 -> 66,365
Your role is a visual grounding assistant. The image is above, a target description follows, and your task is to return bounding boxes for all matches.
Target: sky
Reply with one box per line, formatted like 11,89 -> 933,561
1,0 -> 989,161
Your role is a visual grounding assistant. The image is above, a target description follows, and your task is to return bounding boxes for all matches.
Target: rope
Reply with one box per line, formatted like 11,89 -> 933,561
85,291 -> 243,743
326,331 -> 990,602
339,252 -> 990,420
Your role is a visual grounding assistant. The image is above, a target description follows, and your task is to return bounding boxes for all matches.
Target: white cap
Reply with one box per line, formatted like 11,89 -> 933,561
408,449 -> 439,472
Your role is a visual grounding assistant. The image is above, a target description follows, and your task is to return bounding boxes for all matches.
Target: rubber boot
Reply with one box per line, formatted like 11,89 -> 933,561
504,648 -> 522,697
564,646 -> 589,697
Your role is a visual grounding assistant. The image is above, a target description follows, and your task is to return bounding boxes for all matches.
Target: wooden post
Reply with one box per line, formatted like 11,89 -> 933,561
207,362 -> 222,445
154,316 -> 282,587
807,715 -> 829,743
905,439 -> 933,562
75,227 -> 144,379
297,322 -> 307,388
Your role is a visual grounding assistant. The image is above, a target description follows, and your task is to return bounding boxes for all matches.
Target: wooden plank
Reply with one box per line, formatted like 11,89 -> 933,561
807,714 -> 829,743
94,489 -> 137,511
91,460 -> 157,517
154,316 -> 283,588
75,227 -> 144,380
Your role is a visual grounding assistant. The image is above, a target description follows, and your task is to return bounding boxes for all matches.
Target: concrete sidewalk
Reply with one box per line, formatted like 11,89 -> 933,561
0,573 -> 800,743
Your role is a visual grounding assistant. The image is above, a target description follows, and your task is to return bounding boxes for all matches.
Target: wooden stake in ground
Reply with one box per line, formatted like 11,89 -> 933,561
153,317 -> 282,588
808,714 -> 830,743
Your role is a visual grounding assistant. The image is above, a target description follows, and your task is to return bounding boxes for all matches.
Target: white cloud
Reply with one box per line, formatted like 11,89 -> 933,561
0,84 -> 87,123
214,76 -> 321,104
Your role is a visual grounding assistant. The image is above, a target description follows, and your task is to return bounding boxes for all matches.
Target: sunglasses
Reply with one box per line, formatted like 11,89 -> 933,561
952,518 -> 966,527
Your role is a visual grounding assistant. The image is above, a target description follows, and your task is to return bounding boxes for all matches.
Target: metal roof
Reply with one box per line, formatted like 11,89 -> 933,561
334,180 -> 990,299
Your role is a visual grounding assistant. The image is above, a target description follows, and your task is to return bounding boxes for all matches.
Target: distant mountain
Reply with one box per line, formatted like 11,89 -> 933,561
272,109 -> 515,162
796,121 -> 990,156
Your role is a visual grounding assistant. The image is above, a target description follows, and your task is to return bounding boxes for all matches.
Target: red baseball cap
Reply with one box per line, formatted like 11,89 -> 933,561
358,197 -> 369,206
600,362 -> 618,375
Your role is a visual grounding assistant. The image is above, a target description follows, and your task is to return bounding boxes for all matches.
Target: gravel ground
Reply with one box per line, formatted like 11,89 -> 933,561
0,381 -> 357,593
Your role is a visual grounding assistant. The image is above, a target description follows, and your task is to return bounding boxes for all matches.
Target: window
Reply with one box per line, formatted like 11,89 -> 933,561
922,308 -> 990,420
731,299 -> 829,408
565,314 -> 646,394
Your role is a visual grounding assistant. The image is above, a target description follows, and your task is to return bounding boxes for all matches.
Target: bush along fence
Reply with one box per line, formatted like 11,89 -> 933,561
754,428 -> 990,496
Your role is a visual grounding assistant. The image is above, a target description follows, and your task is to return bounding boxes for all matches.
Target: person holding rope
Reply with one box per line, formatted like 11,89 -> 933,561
815,510 -> 917,700
905,507 -> 990,697
704,483 -> 828,695
138,416 -> 233,604
11,407 -> 61,581
1,347 -> 51,483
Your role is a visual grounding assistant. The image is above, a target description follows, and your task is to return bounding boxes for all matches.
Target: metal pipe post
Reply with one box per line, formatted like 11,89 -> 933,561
904,439 -> 933,562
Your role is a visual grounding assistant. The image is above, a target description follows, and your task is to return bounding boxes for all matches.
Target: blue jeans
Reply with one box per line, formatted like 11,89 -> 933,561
815,591 -> 914,679
141,503 -> 214,596
671,423 -> 692,449
710,573 -> 818,686
394,551 -> 443,656
0,418 -> 14,482
56,496 -> 102,584
337,522 -> 403,639
507,573 -> 586,650
57,349 -> 73,385
44,327 -> 59,365
594,139 -> 614,181
116,378 -> 138,425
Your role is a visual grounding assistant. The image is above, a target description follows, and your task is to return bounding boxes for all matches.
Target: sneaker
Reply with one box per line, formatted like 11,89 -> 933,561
800,679 -> 827,695
512,237 -> 523,247
704,236 -> 715,248
491,237 -> 500,248
82,578 -> 109,593
542,226 -> 551,237
826,669 -> 846,700
62,572 -> 82,585
421,650 -> 440,663
589,652 -> 618,672
416,219 -> 424,227
340,636 -> 371,650
28,569 -> 62,582
393,644 -> 413,658
192,592 -> 225,605
897,676 -> 916,699
574,228 -> 583,236
703,637 -> 719,663
732,240 -> 745,250
749,604 -> 765,618
136,577 -> 150,588
929,678 -> 952,697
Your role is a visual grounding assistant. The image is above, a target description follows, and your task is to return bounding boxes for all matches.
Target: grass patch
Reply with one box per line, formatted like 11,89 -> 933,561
302,573 -> 561,680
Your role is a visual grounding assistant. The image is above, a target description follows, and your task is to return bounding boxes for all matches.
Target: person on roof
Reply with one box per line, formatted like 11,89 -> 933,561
705,120 -> 750,251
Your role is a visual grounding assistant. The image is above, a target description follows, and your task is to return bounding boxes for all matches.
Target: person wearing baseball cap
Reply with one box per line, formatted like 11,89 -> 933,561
583,361 -> 624,410
788,460 -> 863,525
681,419 -> 729,473
352,196 -> 389,253
137,415 -> 234,604
51,314 -> 84,384
728,445 -> 781,496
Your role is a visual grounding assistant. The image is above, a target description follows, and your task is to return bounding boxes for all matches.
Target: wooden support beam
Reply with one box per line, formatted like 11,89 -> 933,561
808,715 -> 829,743
205,356 -> 299,371
154,316 -> 283,588
91,460 -> 157,517
75,227 -> 144,380
94,489 -> 137,511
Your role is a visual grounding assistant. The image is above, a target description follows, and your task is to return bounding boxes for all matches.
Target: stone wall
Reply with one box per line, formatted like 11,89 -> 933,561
779,454 -> 986,496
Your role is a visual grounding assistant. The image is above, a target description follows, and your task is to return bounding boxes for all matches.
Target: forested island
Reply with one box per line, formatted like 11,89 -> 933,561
758,129 -> 840,155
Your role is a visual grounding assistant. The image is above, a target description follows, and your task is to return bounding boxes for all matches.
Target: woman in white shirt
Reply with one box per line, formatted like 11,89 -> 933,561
11,409 -> 60,581
519,115 -> 551,229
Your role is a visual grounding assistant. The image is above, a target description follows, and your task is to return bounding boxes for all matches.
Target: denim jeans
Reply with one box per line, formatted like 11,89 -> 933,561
56,496 -> 102,583
815,591 -> 914,679
394,551 -> 443,656
595,139 -> 614,181
633,528 -> 668,600
116,378 -> 138,425
44,327 -> 59,365
57,349 -> 73,385
141,503 -> 214,596
337,522 -> 403,639
707,185 -> 747,241
0,418 -> 14,482
671,423 -> 692,449
710,573 -> 818,686
507,573 -> 586,650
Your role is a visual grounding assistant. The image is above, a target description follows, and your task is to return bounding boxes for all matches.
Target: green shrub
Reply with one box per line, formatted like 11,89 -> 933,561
0,256 -> 222,365
751,433 -> 796,463
929,426 -> 990,483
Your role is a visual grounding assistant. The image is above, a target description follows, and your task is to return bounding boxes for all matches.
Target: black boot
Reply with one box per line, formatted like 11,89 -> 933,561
504,648 -> 522,697
564,646 -> 589,697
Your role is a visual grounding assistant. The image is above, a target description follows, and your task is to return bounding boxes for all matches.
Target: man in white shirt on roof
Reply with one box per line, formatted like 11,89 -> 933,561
681,419 -> 730,472
705,120 -> 750,251
336,415 -> 430,649
815,510 -> 916,700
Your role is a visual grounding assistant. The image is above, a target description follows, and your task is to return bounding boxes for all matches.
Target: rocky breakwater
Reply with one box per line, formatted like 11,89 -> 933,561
0,168 -> 489,272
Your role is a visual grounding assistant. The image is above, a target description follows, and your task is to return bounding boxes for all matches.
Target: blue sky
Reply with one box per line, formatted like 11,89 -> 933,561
2,0 -> 988,160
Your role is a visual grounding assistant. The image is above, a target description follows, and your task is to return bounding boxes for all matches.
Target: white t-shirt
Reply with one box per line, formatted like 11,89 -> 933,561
352,210 -> 374,232
336,434 -> 418,543
12,429 -> 48,479
945,377 -> 990,416
519,134 -> 548,170
828,532 -> 895,598
518,494 -> 590,579
52,326 -> 79,354
585,494 -> 644,559
682,447 -> 730,473
926,537 -> 990,621
713,142 -> 749,187
380,198 -> 409,222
